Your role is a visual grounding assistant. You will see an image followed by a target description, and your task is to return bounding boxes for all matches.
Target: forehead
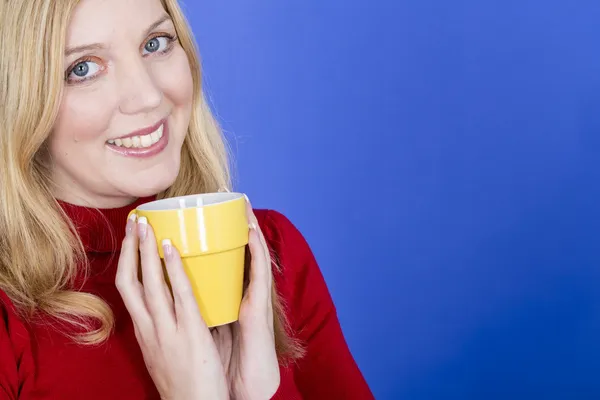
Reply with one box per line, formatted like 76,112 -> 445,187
66,0 -> 168,46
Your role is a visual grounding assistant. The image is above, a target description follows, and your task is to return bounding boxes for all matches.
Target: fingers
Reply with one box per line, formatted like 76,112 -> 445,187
246,200 -> 273,291
211,325 -> 233,372
247,227 -> 271,304
115,214 -> 153,333
244,196 -> 273,307
161,238 -> 208,332
137,217 -> 176,328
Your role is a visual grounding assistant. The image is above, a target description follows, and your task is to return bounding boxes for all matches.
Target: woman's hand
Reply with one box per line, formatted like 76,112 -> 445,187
115,214 -> 229,400
211,198 -> 281,400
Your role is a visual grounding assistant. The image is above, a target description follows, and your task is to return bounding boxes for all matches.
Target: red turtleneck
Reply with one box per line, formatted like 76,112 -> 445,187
0,198 -> 373,399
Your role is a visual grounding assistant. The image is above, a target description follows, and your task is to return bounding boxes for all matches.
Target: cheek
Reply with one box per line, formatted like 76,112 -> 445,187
152,48 -> 194,108
52,90 -> 113,146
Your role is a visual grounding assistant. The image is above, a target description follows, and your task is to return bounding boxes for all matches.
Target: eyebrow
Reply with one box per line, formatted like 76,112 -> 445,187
64,14 -> 173,57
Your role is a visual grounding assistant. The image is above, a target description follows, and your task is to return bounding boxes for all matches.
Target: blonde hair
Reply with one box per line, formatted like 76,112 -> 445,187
0,0 -> 302,360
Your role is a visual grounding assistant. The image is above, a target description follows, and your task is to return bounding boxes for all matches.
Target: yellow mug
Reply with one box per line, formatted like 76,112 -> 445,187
129,192 -> 249,327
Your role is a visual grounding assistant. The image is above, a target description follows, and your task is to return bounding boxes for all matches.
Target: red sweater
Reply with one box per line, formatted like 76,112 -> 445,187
0,198 -> 373,399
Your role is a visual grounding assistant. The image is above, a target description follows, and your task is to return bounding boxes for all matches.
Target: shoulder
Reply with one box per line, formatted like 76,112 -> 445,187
254,209 -> 300,245
0,288 -> 33,398
0,289 -> 21,324
253,208 -> 334,320
253,209 -> 313,269
0,289 -> 31,342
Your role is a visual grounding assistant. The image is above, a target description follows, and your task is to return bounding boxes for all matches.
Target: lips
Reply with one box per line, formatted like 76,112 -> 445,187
105,118 -> 170,158
107,123 -> 164,149
107,118 -> 166,149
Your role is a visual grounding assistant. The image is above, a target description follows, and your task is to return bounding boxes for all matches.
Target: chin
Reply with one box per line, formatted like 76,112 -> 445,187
125,169 -> 180,198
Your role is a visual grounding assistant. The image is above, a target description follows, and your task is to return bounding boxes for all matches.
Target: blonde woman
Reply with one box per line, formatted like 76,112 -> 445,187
0,0 -> 373,399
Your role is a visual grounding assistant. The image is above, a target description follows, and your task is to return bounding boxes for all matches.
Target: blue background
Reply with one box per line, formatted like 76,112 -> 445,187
186,1 -> 600,398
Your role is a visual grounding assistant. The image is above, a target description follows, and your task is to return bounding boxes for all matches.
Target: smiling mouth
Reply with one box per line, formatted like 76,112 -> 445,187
107,123 -> 164,148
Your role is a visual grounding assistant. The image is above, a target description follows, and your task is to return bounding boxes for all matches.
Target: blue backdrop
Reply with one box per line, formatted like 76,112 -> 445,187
186,1 -> 600,398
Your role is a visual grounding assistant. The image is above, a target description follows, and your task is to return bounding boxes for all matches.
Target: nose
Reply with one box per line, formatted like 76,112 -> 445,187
117,58 -> 163,115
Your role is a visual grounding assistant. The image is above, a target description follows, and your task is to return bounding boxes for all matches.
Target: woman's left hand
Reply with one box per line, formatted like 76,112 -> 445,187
211,197 -> 281,400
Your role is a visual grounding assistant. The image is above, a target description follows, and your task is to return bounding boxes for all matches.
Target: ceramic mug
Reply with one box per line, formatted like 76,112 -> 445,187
129,192 -> 249,327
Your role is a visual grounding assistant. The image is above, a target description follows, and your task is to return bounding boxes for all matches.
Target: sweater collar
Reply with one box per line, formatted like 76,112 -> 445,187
59,196 -> 156,253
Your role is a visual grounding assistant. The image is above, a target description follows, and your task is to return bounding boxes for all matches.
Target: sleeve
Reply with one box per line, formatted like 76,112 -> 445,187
263,210 -> 374,400
0,291 -> 34,400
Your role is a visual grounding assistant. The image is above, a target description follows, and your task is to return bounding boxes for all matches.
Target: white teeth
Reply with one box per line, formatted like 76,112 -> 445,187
140,135 -> 152,147
107,123 -> 164,149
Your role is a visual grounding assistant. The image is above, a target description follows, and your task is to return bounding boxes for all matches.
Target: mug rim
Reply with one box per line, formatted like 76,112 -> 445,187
137,192 -> 244,212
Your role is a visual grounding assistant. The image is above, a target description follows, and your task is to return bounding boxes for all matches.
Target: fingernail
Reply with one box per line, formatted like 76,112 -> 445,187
244,194 -> 250,204
126,213 -> 137,236
249,222 -> 257,230
162,239 -> 172,259
137,216 -> 148,240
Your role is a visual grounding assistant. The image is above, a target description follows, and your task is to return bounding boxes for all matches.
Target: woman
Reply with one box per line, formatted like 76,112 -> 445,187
0,0 -> 373,399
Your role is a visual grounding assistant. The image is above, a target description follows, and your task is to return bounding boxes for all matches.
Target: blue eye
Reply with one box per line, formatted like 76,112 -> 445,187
142,35 -> 174,55
67,60 -> 102,83
72,62 -> 89,77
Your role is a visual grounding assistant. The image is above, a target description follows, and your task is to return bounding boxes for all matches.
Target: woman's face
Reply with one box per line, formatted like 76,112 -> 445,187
49,0 -> 194,207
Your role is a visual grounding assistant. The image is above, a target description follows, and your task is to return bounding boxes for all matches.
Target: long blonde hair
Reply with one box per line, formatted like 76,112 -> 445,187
0,0 -> 302,360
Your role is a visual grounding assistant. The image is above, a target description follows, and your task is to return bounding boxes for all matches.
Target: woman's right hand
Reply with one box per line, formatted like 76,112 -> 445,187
115,214 -> 229,400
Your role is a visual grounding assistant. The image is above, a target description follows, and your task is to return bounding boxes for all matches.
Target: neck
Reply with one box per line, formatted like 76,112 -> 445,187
50,166 -> 147,209
59,195 -> 156,253
56,193 -> 140,209
53,186 -> 144,209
